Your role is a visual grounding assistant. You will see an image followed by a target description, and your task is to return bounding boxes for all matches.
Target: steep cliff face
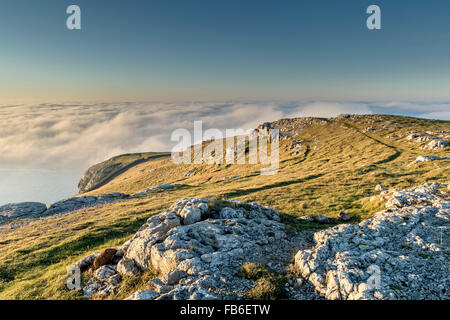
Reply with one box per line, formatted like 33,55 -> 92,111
78,162 -> 121,194
78,152 -> 170,194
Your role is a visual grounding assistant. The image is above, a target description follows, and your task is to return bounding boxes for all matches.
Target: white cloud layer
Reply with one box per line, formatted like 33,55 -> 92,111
0,101 -> 448,171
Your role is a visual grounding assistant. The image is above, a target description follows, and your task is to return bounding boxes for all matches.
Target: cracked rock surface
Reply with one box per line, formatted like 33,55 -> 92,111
294,183 -> 449,300
121,198 -> 309,299
0,202 -> 47,225
75,198 -> 314,299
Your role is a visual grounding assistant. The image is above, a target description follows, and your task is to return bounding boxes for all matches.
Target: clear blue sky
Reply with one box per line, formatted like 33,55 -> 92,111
1,0 -> 450,102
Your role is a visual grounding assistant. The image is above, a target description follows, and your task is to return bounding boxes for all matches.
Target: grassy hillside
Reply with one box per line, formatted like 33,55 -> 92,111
0,114 -> 448,299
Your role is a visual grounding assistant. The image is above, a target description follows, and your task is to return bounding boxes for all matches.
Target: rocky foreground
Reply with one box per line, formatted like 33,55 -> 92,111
72,182 -> 449,300
77,198 -> 314,299
294,182 -> 449,300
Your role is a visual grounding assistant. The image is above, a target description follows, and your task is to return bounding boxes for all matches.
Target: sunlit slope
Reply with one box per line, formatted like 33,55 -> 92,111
0,114 -> 448,299
85,115 -> 449,219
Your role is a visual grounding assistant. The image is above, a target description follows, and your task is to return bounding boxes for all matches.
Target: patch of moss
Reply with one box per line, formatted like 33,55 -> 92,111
111,271 -> 157,300
240,263 -> 287,300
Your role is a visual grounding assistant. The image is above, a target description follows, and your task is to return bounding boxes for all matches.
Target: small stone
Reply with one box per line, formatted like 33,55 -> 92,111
339,211 -> 351,222
94,265 -> 116,280
179,206 -> 202,225
125,289 -> 159,300
117,257 -> 140,276
83,281 -> 104,298
197,202 -> 209,213
148,278 -> 174,294
163,270 -> 187,285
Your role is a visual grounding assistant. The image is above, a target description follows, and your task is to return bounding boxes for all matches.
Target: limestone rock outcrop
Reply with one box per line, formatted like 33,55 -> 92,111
45,193 -> 127,216
408,155 -> 450,166
73,198 -> 307,299
293,183 -> 449,300
0,202 -> 47,225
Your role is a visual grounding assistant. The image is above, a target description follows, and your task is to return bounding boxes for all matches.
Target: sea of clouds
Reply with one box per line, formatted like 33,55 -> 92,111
0,101 -> 448,170
0,101 -> 448,204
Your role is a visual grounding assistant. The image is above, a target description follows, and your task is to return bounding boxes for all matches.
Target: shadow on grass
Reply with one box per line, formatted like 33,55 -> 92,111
3,216 -> 149,279
344,121 -> 403,166
221,173 -> 324,199
280,212 -> 366,232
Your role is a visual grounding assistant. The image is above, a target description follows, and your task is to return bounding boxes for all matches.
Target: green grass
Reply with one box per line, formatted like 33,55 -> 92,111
240,263 -> 288,300
0,114 -> 448,299
110,271 -> 157,300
